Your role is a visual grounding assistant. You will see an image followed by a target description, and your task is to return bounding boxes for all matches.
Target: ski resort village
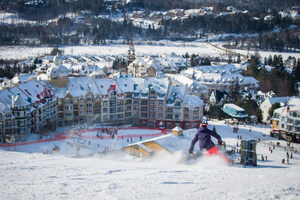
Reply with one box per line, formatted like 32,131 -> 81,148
0,39 -> 300,199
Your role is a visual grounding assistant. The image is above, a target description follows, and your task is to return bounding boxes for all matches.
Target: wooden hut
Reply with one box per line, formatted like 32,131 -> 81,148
172,126 -> 183,136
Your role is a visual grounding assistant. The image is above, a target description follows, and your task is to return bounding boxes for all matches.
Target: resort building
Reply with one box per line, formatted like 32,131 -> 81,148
271,97 -> 300,143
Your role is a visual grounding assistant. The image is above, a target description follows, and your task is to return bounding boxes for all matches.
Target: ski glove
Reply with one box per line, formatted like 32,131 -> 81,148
218,141 -> 223,145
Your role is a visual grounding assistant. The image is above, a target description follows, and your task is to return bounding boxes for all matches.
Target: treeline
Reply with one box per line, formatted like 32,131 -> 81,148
1,0 -> 106,20
168,13 -> 296,35
184,0 -> 299,13
243,55 -> 300,97
231,30 -> 300,52
0,58 -> 40,79
0,0 -> 299,49
1,0 -> 298,19
1,11 -> 299,49
0,17 -> 141,45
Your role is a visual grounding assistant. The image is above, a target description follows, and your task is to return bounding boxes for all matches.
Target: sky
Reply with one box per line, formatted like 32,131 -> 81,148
1,120 -> 300,200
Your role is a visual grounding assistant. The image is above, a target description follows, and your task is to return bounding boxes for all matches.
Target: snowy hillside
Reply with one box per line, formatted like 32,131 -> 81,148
0,121 -> 300,199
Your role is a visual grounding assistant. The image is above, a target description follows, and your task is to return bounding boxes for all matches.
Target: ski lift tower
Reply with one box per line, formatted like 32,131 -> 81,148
240,140 -> 257,166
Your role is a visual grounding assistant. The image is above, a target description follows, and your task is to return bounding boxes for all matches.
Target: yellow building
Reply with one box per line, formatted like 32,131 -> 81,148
123,127 -> 192,159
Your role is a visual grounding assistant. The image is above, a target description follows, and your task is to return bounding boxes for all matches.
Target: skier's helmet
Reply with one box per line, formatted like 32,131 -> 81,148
200,123 -> 207,128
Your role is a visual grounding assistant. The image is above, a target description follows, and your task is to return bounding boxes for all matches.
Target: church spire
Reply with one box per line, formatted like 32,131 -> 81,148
127,36 -> 135,73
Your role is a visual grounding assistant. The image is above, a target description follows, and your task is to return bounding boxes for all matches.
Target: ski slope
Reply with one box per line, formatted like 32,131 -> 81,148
0,121 -> 300,200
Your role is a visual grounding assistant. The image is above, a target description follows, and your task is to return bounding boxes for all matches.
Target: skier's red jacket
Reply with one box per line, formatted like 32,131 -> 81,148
189,126 -> 222,152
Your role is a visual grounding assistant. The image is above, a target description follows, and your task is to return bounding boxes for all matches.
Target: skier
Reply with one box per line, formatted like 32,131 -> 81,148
189,123 -> 229,163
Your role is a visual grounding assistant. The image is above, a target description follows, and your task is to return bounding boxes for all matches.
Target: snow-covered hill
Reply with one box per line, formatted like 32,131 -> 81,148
1,121 -> 300,199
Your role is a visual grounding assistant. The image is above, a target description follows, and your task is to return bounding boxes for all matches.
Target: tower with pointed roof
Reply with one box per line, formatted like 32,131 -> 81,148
127,36 -> 135,73
11,94 -> 28,141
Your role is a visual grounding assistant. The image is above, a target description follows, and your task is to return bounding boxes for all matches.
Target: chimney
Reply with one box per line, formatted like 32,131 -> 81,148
287,106 -> 290,111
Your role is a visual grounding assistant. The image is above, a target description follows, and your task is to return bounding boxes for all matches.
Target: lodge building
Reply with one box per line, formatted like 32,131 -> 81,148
0,66 -> 203,143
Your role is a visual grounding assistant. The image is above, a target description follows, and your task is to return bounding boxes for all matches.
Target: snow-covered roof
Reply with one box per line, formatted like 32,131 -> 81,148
267,97 -> 292,105
0,89 -> 14,112
128,133 -> 193,153
286,96 -> 300,110
172,126 -> 183,131
167,85 -> 185,102
149,134 -> 192,153
47,64 -> 69,79
166,74 -> 207,93
53,77 -> 100,98
16,79 -> 46,103
11,73 -> 35,84
184,95 -> 203,108
116,77 -> 144,93
141,78 -> 169,98
12,94 -> 27,109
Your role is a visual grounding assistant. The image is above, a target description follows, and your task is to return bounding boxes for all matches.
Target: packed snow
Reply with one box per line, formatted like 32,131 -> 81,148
1,120 -> 300,199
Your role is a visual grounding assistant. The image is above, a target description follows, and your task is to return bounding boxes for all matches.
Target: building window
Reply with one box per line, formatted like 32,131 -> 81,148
142,121 -> 147,127
87,96 -> 92,102
174,101 -> 181,107
185,123 -> 190,128
117,114 -> 124,119
166,114 -> 172,119
126,100 -> 132,104
141,107 -> 147,111
141,113 -> 147,118
65,106 -> 73,111
149,114 -> 155,118
65,113 -> 73,117
65,97 -> 71,103
167,108 -> 172,113
166,122 -> 171,129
